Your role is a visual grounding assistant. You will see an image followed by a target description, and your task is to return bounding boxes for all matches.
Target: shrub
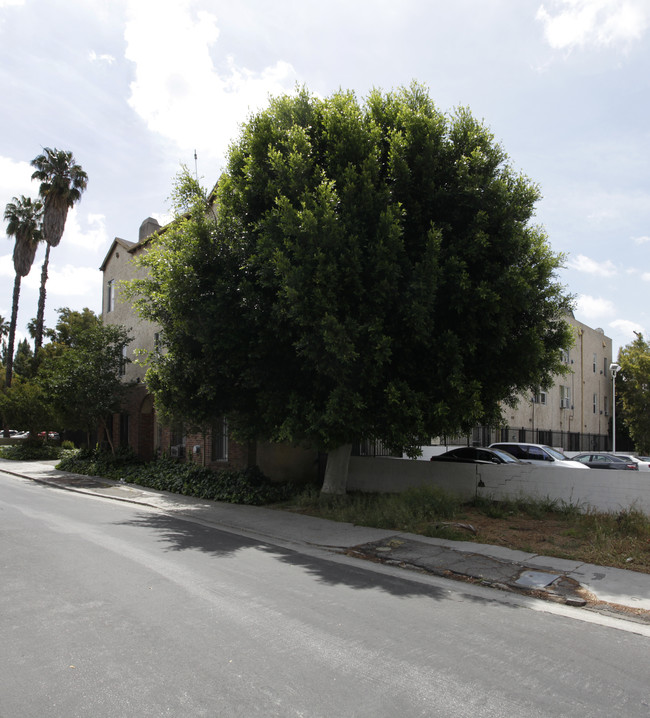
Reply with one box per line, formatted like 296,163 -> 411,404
0,442 -> 65,461
56,449 -> 293,505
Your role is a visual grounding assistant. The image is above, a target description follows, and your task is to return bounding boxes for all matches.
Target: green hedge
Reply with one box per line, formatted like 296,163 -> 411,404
57,448 -> 294,505
0,443 -> 76,461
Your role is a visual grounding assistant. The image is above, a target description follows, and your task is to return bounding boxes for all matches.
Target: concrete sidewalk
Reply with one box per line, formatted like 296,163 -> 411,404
3,458 -> 650,622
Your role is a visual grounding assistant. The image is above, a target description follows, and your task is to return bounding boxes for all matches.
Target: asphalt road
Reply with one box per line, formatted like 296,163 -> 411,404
1,472 -> 649,718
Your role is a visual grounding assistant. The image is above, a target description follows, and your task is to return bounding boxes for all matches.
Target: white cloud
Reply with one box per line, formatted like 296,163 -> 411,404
60,209 -> 109,254
575,293 -> 615,319
634,235 -> 650,244
89,50 -> 116,65
0,252 -> 12,280
0,155 -> 38,208
23,263 -> 101,299
567,254 -> 617,276
0,0 -> 25,7
124,0 -> 297,163
537,0 -> 648,50
609,317 -> 646,350
642,272 -> 650,282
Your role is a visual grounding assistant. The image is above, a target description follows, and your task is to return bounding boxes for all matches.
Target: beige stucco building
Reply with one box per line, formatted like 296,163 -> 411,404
99,218 -> 319,481
472,314 -> 614,452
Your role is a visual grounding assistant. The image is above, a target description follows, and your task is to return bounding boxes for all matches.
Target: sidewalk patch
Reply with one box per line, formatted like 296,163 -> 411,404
514,571 -> 561,589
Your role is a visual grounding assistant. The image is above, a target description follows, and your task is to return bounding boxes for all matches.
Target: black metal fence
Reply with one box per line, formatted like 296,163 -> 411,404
352,426 -> 634,457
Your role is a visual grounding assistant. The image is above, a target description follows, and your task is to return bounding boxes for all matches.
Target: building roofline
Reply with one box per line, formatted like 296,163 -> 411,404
99,237 -> 137,272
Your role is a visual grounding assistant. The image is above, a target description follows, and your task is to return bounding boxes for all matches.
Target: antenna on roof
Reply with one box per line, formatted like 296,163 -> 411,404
194,150 -> 198,181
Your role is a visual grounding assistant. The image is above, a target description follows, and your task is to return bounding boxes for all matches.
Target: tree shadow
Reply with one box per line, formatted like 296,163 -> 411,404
115,510 -> 508,606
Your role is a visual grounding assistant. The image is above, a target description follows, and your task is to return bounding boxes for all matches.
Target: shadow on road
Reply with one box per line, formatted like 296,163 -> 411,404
115,509 -> 507,607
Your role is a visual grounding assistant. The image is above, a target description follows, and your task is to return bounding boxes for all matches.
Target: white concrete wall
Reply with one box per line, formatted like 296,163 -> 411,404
348,457 -> 477,500
348,457 -> 650,514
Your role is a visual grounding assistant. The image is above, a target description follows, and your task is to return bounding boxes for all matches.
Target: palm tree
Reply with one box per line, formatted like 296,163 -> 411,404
30,148 -> 88,352
4,196 -> 43,387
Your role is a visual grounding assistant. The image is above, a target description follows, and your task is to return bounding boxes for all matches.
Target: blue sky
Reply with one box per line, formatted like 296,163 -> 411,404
1,0 -> 649,357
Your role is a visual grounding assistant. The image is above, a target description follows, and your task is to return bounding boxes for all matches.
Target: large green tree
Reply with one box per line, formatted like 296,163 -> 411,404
30,148 -> 88,353
4,195 -> 43,388
37,309 -> 132,447
129,85 -> 572,493
617,333 -> 650,454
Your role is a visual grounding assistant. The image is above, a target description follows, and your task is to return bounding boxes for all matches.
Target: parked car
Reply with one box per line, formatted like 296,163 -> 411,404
37,431 -> 60,441
613,454 -> 650,471
488,442 -> 590,469
430,446 -> 526,464
572,453 -> 638,470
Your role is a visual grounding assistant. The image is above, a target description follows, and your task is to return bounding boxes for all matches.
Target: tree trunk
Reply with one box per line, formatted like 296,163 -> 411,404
5,274 -> 21,388
34,243 -> 50,353
320,443 -> 352,495
43,197 -> 68,247
100,418 -> 115,454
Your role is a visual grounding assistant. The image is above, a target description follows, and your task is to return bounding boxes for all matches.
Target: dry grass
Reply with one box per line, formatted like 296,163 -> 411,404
281,487 -> 650,574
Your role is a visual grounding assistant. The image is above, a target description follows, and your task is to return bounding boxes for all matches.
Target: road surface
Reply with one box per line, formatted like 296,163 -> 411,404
1,471 -> 648,717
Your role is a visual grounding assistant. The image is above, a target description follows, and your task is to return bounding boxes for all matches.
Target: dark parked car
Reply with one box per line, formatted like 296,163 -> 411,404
572,453 -> 638,470
430,447 -> 525,464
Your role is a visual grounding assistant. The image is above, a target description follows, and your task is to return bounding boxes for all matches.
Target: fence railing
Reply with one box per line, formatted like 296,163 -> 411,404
352,426 -> 632,457
434,426 -> 625,453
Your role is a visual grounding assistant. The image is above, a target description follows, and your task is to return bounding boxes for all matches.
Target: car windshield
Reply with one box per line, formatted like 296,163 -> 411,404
491,449 -> 518,463
542,445 -> 569,461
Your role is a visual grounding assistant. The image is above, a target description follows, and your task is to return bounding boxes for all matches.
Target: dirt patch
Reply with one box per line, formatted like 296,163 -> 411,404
457,507 -> 650,574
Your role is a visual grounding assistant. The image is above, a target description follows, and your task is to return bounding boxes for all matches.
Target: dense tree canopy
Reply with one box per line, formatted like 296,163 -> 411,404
617,334 -> 650,454
37,309 -> 132,444
129,85 -> 572,489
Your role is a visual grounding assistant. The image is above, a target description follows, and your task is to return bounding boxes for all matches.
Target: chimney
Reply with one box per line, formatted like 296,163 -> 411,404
139,217 -> 161,242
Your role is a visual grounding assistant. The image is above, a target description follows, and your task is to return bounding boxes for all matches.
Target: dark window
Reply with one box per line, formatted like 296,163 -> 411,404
107,279 -> 115,312
119,345 -> 127,376
119,413 -> 130,447
212,417 -> 228,461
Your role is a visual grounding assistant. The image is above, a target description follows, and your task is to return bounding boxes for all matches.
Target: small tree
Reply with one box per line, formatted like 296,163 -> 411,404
37,310 -> 132,447
0,379 -> 54,437
129,85 -> 572,493
617,334 -> 650,454
12,339 -> 34,380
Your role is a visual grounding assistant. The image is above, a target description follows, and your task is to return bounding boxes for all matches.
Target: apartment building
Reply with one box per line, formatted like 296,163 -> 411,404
99,218 -> 319,481
473,314 -> 615,452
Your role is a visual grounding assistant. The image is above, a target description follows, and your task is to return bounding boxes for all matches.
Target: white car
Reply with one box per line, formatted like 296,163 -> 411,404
613,454 -> 650,471
489,442 -> 590,469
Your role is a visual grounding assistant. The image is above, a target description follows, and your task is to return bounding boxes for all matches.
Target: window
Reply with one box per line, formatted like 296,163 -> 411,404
603,395 -> 609,416
119,345 -> 127,376
560,348 -> 570,364
212,417 -> 229,461
593,353 -> 597,373
593,393 -> 598,414
120,413 -> 130,447
107,279 -> 115,312
532,391 -> 547,405
604,357 -> 608,377
170,423 -> 186,457
560,385 -> 571,409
